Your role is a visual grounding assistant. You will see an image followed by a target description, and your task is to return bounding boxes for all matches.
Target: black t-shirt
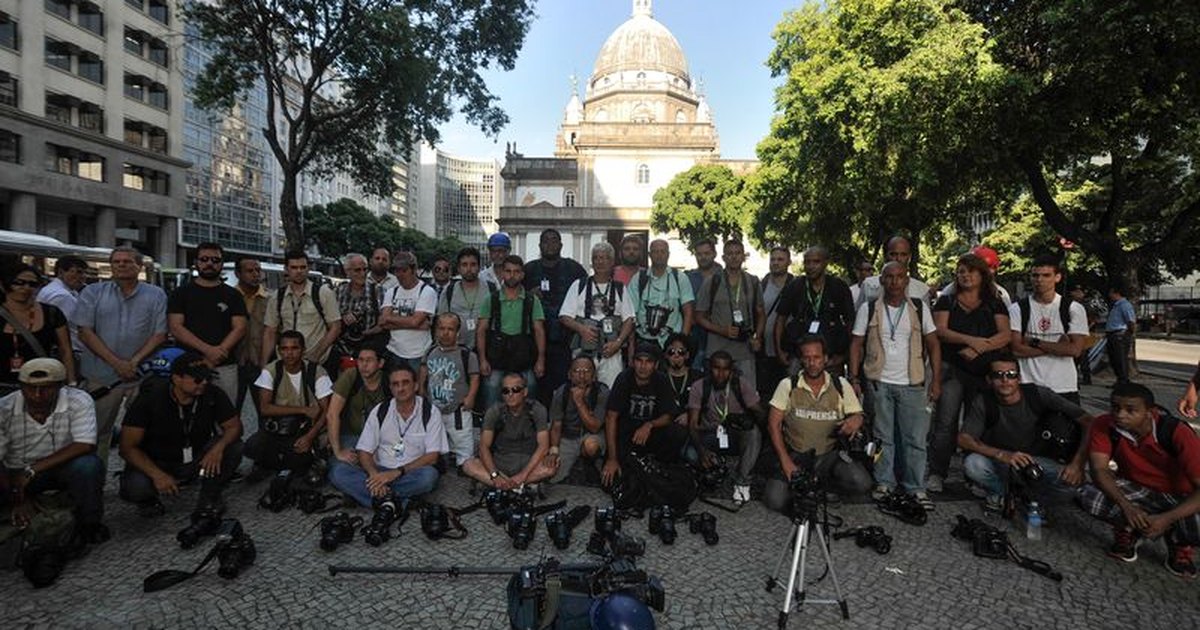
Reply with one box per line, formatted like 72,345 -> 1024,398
1,303 -> 67,384
606,369 -> 679,444
960,385 -> 1087,453
661,367 -> 703,414
775,276 -> 855,356
123,378 -> 236,462
167,281 -> 248,365
524,257 -> 588,341
932,294 -> 1007,376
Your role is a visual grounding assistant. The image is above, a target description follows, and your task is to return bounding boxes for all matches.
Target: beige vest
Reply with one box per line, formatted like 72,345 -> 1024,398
785,375 -> 846,455
267,359 -> 315,407
862,298 -> 926,385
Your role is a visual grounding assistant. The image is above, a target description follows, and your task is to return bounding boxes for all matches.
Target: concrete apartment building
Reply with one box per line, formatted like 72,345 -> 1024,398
0,0 -> 187,266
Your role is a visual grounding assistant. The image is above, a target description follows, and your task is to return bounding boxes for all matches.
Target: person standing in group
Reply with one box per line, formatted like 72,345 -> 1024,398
629,238 -> 694,353
686,239 -> 723,370
429,256 -> 453,300
260,250 -> 341,366
379,251 -> 438,374
419,313 -> 480,470
614,234 -> 646,286
477,256 -> 546,410
233,256 -> 268,415
524,229 -> 588,409
367,246 -> 400,296
774,245 -> 855,378
849,260 -> 874,306
168,243 -> 247,404
1008,255 -> 1088,403
332,253 -> 386,370
1105,286 -> 1137,385
695,239 -> 765,392
560,242 -> 635,387
849,261 -> 942,509
480,232 -> 512,289
854,236 -> 931,310
2,266 -> 75,390
438,247 -> 497,353
75,247 -> 167,463
758,246 -> 793,399
36,255 -> 88,357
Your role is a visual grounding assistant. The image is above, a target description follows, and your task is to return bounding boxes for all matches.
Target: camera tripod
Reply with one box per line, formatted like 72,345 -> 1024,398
764,513 -> 849,627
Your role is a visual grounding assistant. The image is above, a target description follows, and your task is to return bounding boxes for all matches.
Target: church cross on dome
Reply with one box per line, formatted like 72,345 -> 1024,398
633,0 -> 652,18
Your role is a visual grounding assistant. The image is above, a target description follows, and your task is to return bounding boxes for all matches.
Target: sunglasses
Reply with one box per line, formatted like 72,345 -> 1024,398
9,278 -> 39,287
989,370 -> 1020,381
501,386 -> 525,396
665,348 -> 688,356
196,256 -> 223,264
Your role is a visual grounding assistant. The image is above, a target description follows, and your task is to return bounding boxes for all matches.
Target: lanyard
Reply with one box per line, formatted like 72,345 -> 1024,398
714,383 -> 730,422
669,372 -> 690,399
805,284 -> 824,318
178,398 -> 198,443
462,283 -> 482,311
885,304 -> 904,341
590,279 -> 615,316
288,290 -> 304,329
724,272 -> 742,314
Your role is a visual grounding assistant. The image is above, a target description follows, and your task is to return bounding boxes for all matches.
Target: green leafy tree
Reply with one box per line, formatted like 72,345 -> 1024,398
186,0 -> 535,250
303,199 -> 464,269
651,164 -> 757,249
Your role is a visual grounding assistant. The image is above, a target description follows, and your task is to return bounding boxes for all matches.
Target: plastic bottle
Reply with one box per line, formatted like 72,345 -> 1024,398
1026,501 -> 1043,541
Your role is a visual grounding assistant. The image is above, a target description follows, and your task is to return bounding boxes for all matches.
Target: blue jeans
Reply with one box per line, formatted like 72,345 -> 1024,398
481,368 -> 537,414
963,453 -> 1076,505
871,381 -> 930,493
328,460 -> 439,508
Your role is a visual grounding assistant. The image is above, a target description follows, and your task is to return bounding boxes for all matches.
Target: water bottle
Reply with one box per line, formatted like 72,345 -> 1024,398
1026,501 -> 1043,541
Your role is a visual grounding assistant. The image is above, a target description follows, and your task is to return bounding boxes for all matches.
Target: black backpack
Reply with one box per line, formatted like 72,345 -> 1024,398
1016,295 -> 1075,336
982,384 -> 1081,463
374,396 -> 435,431
275,282 -> 327,331
612,454 -> 699,513
486,291 -> 537,372
1106,406 -> 1193,460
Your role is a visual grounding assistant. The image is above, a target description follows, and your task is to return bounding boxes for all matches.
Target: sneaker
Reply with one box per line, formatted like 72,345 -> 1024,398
983,495 -> 1003,513
871,485 -> 893,501
136,499 -> 166,519
926,475 -> 944,494
1107,527 -> 1141,562
968,483 -> 989,499
1165,542 -> 1197,579
732,484 -> 751,506
913,491 -> 935,511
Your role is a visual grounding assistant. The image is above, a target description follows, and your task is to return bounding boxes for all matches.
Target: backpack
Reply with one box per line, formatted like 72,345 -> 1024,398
699,376 -> 755,431
1017,295 -> 1075,336
708,271 -> 760,330
982,384 -> 1080,463
486,291 -> 537,372
612,454 -> 699,513
1106,406 -> 1193,460
276,282 -> 327,331
375,396 -> 434,431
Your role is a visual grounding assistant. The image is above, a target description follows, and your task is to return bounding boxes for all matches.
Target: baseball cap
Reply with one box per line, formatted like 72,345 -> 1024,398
970,246 -> 1000,271
18,358 -> 67,386
170,352 -> 217,381
633,343 -> 661,362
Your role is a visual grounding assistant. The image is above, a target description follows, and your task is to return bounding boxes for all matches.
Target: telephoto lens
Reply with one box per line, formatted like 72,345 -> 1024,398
214,519 -> 256,579
483,488 -> 509,525
648,505 -> 676,544
1022,461 -> 1045,484
177,507 -> 223,549
363,496 -> 399,547
506,511 -> 536,550
420,504 -> 451,540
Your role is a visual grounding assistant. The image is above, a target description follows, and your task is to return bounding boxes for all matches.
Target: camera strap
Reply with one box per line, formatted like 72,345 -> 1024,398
143,541 -> 223,593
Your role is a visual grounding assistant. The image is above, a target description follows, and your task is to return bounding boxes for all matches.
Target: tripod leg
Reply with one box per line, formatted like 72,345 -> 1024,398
766,523 -> 798,591
778,521 -> 807,630
814,526 -> 850,620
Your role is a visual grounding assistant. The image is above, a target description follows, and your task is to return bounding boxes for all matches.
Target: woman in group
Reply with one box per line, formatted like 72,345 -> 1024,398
927,253 -> 1009,492
0,264 -> 75,390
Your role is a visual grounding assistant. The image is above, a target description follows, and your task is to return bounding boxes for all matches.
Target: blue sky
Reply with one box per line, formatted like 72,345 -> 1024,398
435,0 -> 799,160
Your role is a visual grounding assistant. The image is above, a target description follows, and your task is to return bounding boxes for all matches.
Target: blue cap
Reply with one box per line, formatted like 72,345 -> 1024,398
487,232 -> 512,250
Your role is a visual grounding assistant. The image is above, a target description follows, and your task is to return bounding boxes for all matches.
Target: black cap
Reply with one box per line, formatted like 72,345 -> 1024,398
170,351 -> 217,381
633,342 -> 661,362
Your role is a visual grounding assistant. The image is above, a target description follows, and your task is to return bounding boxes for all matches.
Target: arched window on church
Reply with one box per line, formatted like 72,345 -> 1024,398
675,109 -> 686,123
564,190 -> 576,207
595,108 -> 608,122
636,164 -> 650,185
636,72 -> 646,87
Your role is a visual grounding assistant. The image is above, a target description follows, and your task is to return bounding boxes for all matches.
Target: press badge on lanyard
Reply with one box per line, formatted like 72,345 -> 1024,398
602,318 -> 615,335
182,447 -> 194,464
732,309 -> 745,325
393,438 -> 406,457
808,321 -> 821,334
540,279 -> 551,292
466,318 -> 477,331
717,425 -> 730,449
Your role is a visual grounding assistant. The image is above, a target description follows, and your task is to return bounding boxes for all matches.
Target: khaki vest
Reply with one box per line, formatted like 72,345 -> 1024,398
784,375 -> 845,455
267,359 -> 315,407
862,299 -> 926,385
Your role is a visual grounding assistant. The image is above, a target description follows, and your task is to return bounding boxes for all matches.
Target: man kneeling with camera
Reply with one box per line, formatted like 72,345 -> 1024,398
958,356 -> 1092,513
687,350 -> 763,506
764,335 -> 872,512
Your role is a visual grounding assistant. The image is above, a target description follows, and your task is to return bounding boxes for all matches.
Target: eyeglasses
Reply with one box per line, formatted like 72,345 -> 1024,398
665,348 -> 688,356
501,386 -> 526,396
9,278 -> 39,287
989,370 -> 1020,381
196,256 -> 223,264
433,266 -> 450,273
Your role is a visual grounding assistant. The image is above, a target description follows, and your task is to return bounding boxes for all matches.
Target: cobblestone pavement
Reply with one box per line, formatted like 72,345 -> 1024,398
2,370 -> 1198,628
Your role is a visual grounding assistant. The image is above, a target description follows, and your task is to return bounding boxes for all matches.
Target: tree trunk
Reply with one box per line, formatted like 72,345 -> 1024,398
279,171 -> 302,252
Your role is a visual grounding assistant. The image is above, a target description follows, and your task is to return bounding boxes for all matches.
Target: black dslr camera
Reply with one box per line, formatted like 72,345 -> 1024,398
420,503 -> 451,540
833,525 -> 892,555
484,488 -> 533,526
506,511 -> 537,550
594,506 -> 622,536
686,512 -> 719,546
319,512 -> 362,552
258,470 -> 296,513
362,495 -> 401,547
544,506 -> 592,550
647,505 -> 677,545
836,429 -> 879,464
177,507 -> 223,549
214,519 -> 256,579
587,530 -> 646,558
1019,461 -> 1044,484
951,515 -> 1008,559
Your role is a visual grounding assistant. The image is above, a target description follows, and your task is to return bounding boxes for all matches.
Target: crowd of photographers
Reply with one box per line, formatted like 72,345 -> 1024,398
1,230 -> 1198,587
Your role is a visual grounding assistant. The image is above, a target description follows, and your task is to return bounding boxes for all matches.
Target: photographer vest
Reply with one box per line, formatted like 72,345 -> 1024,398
784,372 -> 852,456
269,360 -> 320,407
862,298 -> 926,385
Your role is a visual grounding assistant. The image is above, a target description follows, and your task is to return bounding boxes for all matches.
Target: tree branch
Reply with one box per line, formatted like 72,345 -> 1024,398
1133,196 -> 1200,258
1017,154 -> 1101,252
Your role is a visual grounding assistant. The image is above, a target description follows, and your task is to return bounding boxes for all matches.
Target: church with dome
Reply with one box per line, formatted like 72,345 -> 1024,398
498,0 -> 756,263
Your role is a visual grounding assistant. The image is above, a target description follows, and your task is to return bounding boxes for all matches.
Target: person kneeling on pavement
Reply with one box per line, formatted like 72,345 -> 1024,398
547,355 -> 609,484
464,372 -> 557,489
687,350 -> 763,505
1,359 -> 109,543
1080,382 -> 1200,579
247,330 -> 332,476
119,352 -> 244,517
764,336 -> 872,512
958,356 -> 1091,513
329,364 -> 444,507
601,344 -> 692,487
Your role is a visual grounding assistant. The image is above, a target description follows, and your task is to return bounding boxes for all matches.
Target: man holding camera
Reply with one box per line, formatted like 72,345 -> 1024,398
695,239 -> 766,392
687,351 -> 763,506
561,242 -> 636,388
629,239 -> 694,352
1080,382 -> 1200,578
119,352 -> 244,517
1,359 -> 108,542
958,356 -> 1092,513
764,336 -> 872,512
601,344 -> 691,486
247,331 -> 332,476
329,364 -> 444,507
463,372 -> 557,489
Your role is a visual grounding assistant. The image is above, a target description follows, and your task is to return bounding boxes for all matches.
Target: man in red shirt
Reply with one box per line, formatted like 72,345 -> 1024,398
1080,382 -> 1200,579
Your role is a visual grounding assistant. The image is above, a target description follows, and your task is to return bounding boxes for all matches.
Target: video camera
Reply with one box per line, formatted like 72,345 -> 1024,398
787,451 -> 826,522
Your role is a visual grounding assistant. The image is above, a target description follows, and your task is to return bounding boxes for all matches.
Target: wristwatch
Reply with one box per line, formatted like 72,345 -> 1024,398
490,470 -> 500,480
22,465 -> 36,480
1030,338 -> 1042,349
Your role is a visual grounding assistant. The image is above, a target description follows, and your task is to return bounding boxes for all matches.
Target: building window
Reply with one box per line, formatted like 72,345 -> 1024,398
79,103 -> 104,133
564,190 -> 576,207
124,120 -> 145,146
636,164 -> 650,185
45,39 -> 73,71
124,28 -> 143,55
148,83 -> 168,109
0,14 -> 17,51
148,40 -> 169,68
78,52 -> 104,84
124,74 -> 146,100
125,0 -> 143,9
46,143 -> 105,182
0,74 -> 16,108
147,0 -> 169,25
45,0 -> 72,21
124,163 -> 170,195
0,129 -> 19,164
77,3 -> 104,36
45,94 -> 73,125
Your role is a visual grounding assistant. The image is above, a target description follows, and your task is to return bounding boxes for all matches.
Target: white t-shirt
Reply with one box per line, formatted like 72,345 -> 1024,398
852,300 -> 937,385
560,278 -> 636,322
253,367 -> 334,399
357,396 -> 448,469
382,281 -> 438,359
1008,295 -> 1088,393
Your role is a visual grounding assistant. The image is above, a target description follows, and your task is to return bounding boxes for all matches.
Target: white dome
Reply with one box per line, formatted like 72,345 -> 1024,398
592,8 -> 690,86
